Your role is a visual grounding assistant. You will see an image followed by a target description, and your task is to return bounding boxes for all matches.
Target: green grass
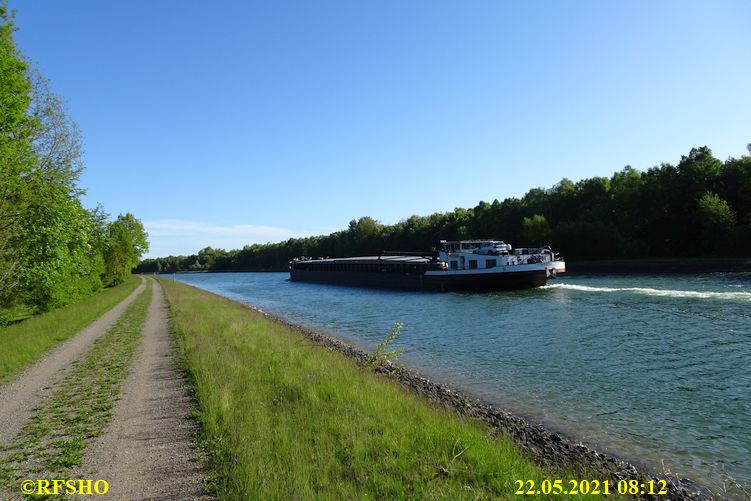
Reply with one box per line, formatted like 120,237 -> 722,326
0,276 -> 140,383
161,278 -> 623,500
0,283 -> 152,495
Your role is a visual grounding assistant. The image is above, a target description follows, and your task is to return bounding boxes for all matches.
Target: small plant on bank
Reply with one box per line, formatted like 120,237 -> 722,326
363,322 -> 404,370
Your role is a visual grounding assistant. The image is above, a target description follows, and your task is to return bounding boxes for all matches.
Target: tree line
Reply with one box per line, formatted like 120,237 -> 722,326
137,146 -> 750,274
1,5 -> 148,323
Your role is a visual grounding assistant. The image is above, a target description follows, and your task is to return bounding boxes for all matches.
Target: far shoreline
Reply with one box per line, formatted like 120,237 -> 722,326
566,257 -> 751,275
146,256 -> 751,276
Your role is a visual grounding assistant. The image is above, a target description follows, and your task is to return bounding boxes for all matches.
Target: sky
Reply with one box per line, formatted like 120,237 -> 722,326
10,0 -> 751,258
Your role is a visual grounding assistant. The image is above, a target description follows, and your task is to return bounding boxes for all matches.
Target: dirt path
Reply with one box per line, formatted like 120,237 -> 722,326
76,279 -> 210,500
0,278 -> 146,445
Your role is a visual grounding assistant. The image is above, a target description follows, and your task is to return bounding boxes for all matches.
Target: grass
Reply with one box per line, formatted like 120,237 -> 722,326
0,282 -> 152,496
0,276 -> 140,383
161,278 -> 624,500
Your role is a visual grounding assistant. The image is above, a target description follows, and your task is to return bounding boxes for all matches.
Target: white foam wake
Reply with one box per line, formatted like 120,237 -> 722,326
543,283 -> 751,301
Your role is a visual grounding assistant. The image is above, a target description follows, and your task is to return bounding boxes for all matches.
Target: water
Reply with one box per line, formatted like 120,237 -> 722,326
171,272 -> 751,491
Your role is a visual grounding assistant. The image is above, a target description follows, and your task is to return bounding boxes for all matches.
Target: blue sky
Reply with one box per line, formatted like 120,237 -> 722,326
11,0 -> 751,258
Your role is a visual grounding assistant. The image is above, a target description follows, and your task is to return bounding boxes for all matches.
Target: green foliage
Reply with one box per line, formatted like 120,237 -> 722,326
519,214 -> 551,245
363,322 -> 403,370
553,221 -> 623,260
14,184 -> 104,310
697,193 -> 736,254
103,213 -> 149,286
349,216 -> 382,255
0,4 -> 37,306
0,5 -> 148,314
139,146 -> 751,272
0,5 -> 35,158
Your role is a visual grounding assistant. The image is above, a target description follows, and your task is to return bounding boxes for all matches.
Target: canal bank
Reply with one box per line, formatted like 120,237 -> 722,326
165,271 -> 750,499
161,278 -> 610,499
221,288 -> 713,501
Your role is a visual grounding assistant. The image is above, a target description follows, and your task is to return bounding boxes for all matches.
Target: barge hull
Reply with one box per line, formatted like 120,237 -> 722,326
289,269 -> 547,291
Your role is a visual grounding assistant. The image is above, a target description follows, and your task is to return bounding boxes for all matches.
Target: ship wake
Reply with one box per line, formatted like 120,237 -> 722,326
543,283 -> 751,301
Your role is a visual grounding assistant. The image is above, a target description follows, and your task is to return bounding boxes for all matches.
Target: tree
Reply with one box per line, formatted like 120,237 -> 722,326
102,214 -> 149,285
350,216 -> 382,254
0,5 -> 149,315
15,186 -> 104,310
697,193 -> 736,254
0,4 -> 36,307
136,146 -> 751,270
519,214 -> 551,245
26,68 -> 84,192
720,156 -> 751,225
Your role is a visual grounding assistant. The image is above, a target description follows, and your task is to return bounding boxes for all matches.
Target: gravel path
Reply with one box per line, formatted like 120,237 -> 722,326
76,279 -> 211,500
0,278 -> 146,445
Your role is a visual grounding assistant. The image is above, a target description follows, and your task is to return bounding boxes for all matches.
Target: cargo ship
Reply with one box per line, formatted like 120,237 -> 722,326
289,240 -> 565,291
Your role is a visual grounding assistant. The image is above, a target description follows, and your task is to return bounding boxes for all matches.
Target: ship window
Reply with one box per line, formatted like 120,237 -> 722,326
450,260 -> 458,270
486,259 -> 496,269
468,260 -> 478,269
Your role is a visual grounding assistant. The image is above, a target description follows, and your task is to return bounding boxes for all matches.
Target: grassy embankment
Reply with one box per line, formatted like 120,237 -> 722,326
0,276 -> 140,383
161,278 -> 623,500
0,282 -> 152,488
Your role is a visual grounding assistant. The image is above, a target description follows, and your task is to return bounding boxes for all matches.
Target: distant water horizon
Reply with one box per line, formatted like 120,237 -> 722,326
171,271 -> 751,496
